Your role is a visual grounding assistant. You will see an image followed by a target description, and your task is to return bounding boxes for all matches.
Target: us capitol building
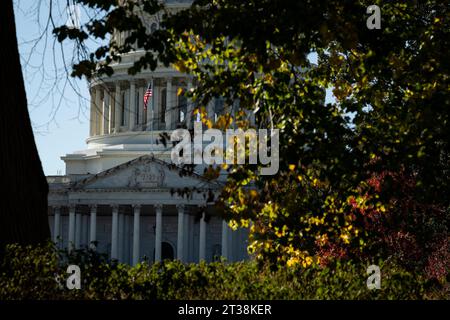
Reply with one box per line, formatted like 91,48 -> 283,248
47,0 -> 249,265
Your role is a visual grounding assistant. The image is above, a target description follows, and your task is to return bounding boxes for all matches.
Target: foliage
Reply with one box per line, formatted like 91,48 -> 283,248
53,0 -> 449,278
1,244 -> 445,300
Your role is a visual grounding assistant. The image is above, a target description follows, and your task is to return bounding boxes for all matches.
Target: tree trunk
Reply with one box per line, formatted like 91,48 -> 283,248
0,0 -> 50,258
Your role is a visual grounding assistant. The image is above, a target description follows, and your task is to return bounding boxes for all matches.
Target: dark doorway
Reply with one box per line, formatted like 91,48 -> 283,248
153,241 -> 174,261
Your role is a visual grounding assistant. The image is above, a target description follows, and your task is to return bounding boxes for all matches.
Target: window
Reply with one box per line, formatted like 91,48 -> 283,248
153,242 -> 174,261
161,242 -> 174,260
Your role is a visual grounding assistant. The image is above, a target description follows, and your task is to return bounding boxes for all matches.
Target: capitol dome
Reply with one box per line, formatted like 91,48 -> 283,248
63,0 -> 201,175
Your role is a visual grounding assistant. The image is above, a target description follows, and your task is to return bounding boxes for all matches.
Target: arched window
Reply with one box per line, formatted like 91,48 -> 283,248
162,242 -> 174,260
161,88 -> 166,125
153,241 -> 174,261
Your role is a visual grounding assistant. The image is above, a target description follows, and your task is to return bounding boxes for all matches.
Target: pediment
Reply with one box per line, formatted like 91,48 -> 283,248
71,155 -> 218,190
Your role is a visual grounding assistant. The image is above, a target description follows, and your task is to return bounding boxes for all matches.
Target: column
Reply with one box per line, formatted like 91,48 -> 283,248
111,205 -> 119,260
132,205 -> 141,266
95,87 -> 102,136
146,78 -> 154,130
109,91 -> 115,134
221,219 -> 228,260
90,89 -> 95,136
75,211 -> 82,249
89,205 -> 97,249
138,85 -> 144,127
186,78 -> 193,129
114,83 -> 121,133
123,88 -> 129,128
154,204 -> 162,262
228,226 -> 234,262
124,213 -> 130,264
129,81 -> 136,131
68,205 -> 76,251
103,88 -> 110,134
165,78 -> 172,130
118,211 -> 125,262
176,205 -> 185,261
183,212 -> 191,262
199,210 -> 206,261
207,99 -> 214,122
53,206 -> 61,245
249,109 -> 256,126
189,214 -> 195,262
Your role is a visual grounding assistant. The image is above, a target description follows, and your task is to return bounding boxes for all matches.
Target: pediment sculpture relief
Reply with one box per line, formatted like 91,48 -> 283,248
127,164 -> 165,188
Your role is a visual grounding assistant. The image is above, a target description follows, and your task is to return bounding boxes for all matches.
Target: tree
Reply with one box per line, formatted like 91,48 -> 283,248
55,0 -> 449,278
0,0 -> 50,258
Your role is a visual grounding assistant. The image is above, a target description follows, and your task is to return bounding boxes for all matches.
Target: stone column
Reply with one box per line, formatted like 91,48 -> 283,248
146,78 -> 154,130
123,88 -> 129,128
188,213 -> 195,262
114,83 -> 121,133
111,205 -> 119,260
109,90 -> 115,134
176,205 -> 185,261
75,211 -> 82,249
124,213 -> 130,264
138,85 -> 144,127
90,89 -> 95,136
221,219 -> 229,260
68,205 -> 76,251
250,110 -> 256,126
199,210 -> 206,261
118,211 -> 125,262
103,88 -> 110,134
129,80 -> 136,131
183,213 -> 191,262
53,206 -> 61,244
186,78 -> 193,129
89,205 -> 97,249
132,205 -> 141,266
154,204 -> 163,262
207,99 -> 215,122
165,78 -> 172,130
95,87 -> 102,136
228,227 -> 234,262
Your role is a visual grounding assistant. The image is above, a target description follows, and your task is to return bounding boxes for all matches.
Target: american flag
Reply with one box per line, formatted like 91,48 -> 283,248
143,82 -> 152,110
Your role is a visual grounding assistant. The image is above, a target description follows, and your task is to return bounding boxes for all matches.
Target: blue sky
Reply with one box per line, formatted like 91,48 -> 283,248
16,1 -> 93,175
